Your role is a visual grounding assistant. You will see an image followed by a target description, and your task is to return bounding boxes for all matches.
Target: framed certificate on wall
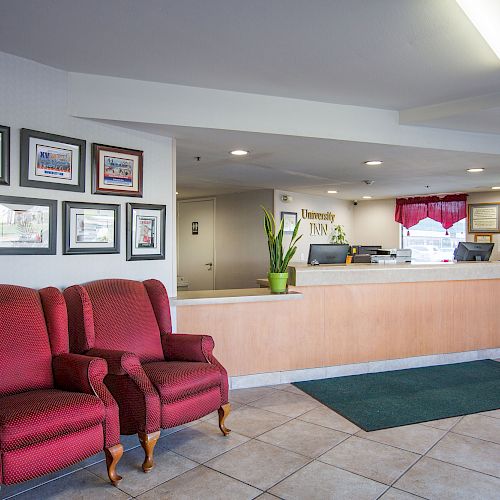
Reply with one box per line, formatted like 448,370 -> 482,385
468,203 -> 500,233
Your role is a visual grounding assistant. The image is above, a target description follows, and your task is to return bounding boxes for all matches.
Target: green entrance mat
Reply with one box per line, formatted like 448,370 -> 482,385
293,360 -> 500,431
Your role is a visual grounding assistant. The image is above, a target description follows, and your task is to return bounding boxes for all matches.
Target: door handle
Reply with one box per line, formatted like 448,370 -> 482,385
205,262 -> 213,270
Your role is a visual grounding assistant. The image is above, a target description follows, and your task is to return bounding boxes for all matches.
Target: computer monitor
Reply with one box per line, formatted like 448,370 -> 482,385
308,244 -> 350,264
454,242 -> 494,262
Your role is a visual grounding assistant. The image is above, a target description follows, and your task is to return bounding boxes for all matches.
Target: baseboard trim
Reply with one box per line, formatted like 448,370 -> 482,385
229,348 -> 500,389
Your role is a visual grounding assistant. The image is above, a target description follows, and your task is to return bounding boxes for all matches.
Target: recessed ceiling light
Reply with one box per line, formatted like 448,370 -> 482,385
456,0 -> 500,60
466,168 -> 485,173
364,160 -> 383,166
327,190 -> 338,194
230,149 -> 249,156
492,186 -> 500,190
176,191 -> 179,195
362,196 -> 372,199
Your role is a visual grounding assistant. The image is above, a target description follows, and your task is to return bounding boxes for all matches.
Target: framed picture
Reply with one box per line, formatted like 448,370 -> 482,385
0,195 -> 57,255
281,211 -> 297,234
468,203 -> 500,233
474,233 -> 493,243
92,144 -> 143,197
20,129 -> 86,192
127,203 -> 165,261
63,201 -> 120,254
0,125 -> 10,185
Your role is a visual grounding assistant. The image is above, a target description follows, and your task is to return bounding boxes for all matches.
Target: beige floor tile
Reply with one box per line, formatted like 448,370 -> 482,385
163,421 -> 249,463
136,465 -> 261,499
378,488 -> 423,500
298,406 -> 361,434
205,439 -> 310,490
9,469 -> 129,500
427,432 -> 500,478
256,494 -> 283,499
230,386 -> 279,404
395,457 -> 500,499
205,404 -> 292,437
319,435 -> 419,485
88,443 -> 197,496
452,413 -> 500,444
480,409 -> 500,419
356,423 -> 446,454
270,384 -> 307,395
420,415 -> 462,430
248,390 -> 320,418
257,419 -> 349,458
269,460 -> 387,500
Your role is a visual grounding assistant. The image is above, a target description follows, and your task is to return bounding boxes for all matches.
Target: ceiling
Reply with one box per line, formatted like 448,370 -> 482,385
0,0 -> 499,111
2,0 -> 500,199
116,122 -> 500,200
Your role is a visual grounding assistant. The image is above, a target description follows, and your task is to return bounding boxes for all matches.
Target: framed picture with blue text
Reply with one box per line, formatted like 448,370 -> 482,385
20,129 -> 86,192
0,125 -> 10,185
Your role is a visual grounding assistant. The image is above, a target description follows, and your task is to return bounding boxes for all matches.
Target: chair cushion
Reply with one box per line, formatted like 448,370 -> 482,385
0,285 -> 54,396
0,389 -> 105,452
142,361 -> 222,404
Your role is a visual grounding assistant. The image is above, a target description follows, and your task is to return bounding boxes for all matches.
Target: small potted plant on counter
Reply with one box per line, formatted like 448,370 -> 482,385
330,224 -> 348,245
262,206 -> 302,293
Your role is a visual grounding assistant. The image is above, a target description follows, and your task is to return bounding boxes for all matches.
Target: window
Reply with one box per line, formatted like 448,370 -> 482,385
401,218 -> 466,262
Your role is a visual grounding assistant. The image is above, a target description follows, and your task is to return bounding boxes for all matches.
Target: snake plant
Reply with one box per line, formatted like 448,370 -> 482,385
262,206 -> 302,273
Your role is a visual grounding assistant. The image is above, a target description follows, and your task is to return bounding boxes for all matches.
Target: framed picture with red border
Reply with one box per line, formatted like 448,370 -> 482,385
92,143 -> 143,197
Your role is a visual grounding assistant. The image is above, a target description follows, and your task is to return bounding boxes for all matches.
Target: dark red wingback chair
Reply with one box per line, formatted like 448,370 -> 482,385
0,285 -> 123,490
63,278 -> 230,472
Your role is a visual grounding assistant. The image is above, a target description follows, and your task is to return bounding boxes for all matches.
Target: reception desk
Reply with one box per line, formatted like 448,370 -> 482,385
176,262 -> 500,387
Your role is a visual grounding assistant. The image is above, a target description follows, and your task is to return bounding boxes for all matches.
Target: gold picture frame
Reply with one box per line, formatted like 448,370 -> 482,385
474,233 -> 493,243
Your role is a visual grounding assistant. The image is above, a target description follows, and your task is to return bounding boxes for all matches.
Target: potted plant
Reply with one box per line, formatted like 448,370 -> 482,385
330,224 -> 348,245
262,207 -> 302,293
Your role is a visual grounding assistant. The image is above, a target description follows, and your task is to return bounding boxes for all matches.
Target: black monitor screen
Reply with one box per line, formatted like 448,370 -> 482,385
454,242 -> 494,262
308,244 -> 350,265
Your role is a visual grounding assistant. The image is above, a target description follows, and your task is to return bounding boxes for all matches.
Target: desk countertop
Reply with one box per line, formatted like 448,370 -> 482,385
289,261 -> 500,286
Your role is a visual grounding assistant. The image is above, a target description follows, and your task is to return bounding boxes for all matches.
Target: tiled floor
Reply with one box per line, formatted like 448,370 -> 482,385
1,383 -> 500,499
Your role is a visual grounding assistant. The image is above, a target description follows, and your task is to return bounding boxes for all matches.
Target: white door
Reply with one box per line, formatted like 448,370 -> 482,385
177,199 -> 215,291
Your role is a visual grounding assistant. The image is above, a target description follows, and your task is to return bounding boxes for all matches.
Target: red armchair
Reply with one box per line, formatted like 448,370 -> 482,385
0,285 -> 123,489
63,278 -> 230,472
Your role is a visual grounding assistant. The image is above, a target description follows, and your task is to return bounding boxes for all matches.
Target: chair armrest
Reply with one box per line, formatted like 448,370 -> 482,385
53,352 -> 108,394
86,348 -> 142,376
161,333 -> 215,362
52,353 -> 121,447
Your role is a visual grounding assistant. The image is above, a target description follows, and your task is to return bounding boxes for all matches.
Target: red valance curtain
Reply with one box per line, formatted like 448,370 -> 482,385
395,194 -> 467,234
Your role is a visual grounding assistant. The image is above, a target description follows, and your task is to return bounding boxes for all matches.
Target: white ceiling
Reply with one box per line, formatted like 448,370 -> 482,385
115,122 -> 500,200
1,0 -> 499,111
2,0 -> 500,199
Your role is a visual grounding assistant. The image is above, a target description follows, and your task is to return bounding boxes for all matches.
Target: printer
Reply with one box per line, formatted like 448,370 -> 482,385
371,248 -> 412,264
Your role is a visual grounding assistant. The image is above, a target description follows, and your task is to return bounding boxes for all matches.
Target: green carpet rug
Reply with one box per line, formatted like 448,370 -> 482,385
293,360 -> 500,431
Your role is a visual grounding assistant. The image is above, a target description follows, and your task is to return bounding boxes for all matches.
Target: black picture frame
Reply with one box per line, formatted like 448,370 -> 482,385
281,211 -> 298,234
0,125 -> 10,186
20,128 -> 86,192
0,195 -> 57,255
63,201 -> 120,255
92,143 -> 143,197
126,203 -> 166,261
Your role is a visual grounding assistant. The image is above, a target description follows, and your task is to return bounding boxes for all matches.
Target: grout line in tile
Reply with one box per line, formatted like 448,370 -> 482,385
422,455 -> 500,481
447,428 -> 500,446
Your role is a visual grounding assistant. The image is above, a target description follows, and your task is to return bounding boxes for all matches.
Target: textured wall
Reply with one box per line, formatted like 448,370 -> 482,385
0,52 -> 175,291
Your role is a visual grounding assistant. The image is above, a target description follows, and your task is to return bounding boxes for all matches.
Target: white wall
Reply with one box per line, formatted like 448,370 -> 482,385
215,190 -> 273,289
467,192 -> 500,261
352,199 -> 400,248
0,52 -> 176,292
274,190 -> 354,263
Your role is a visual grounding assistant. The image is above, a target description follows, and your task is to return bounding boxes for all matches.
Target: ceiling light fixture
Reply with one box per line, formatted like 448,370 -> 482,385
492,186 -> 500,190
327,190 -> 338,194
362,196 -> 372,199
467,168 -> 485,173
456,0 -> 500,60
230,149 -> 249,156
176,191 -> 179,195
364,160 -> 383,166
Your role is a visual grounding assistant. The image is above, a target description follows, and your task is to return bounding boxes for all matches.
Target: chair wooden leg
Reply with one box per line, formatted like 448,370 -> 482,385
218,403 -> 231,436
138,430 -> 161,473
104,444 -> 124,486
